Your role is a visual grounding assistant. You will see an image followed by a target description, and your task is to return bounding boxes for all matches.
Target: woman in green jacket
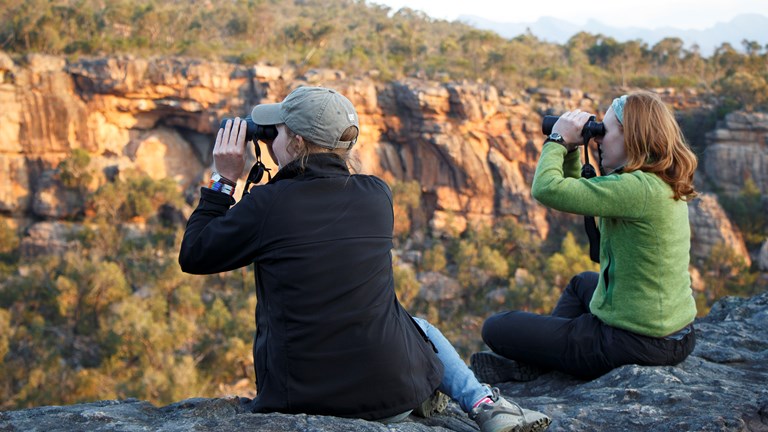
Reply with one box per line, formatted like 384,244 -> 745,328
473,90 -> 698,381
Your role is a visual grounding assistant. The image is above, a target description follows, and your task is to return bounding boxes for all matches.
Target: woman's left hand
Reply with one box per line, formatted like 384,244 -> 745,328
213,117 -> 248,181
552,110 -> 594,152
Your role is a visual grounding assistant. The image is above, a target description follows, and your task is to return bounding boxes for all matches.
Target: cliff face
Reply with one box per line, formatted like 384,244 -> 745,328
0,53 -> 760,264
2,292 -> 766,431
688,193 -> 752,266
704,112 -> 768,196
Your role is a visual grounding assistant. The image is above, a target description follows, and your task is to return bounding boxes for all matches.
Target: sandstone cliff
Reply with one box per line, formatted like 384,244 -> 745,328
1,292 -> 766,431
0,53 -> 760,266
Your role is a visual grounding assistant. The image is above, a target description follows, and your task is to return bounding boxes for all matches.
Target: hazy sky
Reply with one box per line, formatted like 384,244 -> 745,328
370,0 -> 768,30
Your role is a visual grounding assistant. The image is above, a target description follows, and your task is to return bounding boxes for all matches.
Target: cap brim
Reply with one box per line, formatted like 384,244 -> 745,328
251,103 -> 284,125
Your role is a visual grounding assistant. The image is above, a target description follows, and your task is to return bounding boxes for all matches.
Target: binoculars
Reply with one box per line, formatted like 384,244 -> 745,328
219,116 -> 278,143
541,115 -> 605,143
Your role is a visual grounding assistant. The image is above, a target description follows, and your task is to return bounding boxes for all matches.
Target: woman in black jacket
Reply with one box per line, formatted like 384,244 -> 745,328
179,86 -> 549,432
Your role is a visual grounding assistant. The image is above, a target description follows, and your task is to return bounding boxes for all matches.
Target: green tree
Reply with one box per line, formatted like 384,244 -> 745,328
545,232 -> 599,289
57,148 -> 93,191
55,252 -> 131,335
702,242 -> 758,308
717,71 -> 768,112
491,217 -> 544,272
0,219 -> 20,267
391,180 -> 422,242
712,42 -> 744,78
612,40 -> 647,87
1,0 -> 762,108
719,177 -> 768,248
459,29 -> 501,79
455,239 -> 478,288
394,264 -> 420,309
651,37 -> 685,74
89,169 -> 183,223
422,242 -> 447,272
477,245 -> 509,281
680,44 -> 711,89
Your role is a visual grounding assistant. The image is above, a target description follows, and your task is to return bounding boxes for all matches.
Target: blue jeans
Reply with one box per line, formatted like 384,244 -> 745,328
413,317 -> 491,413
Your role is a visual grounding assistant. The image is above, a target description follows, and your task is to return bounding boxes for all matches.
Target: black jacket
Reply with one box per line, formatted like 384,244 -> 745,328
179,154 -> 443,420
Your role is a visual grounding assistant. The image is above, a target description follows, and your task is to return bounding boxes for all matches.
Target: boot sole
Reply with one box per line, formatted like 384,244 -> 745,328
470,352 -> 543,383
524,415 -> 552,432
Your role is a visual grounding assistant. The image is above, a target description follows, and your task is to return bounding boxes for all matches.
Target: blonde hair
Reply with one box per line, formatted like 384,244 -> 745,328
621,91 -> 698,200
286,126 -> 361,173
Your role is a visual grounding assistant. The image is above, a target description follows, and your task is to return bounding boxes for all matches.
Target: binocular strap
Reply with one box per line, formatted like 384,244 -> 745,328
581,151 -> 601,264
242,144 -> 272,198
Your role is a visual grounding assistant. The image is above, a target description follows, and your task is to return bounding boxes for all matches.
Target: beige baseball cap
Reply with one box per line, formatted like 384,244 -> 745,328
250,86 -> 359,149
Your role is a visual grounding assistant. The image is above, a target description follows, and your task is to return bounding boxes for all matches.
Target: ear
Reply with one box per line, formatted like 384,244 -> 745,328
286,134 -> 304,159
292,134 -> 305,149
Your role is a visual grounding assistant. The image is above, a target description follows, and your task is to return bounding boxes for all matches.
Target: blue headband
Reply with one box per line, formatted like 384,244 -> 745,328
611,95 -> 628,124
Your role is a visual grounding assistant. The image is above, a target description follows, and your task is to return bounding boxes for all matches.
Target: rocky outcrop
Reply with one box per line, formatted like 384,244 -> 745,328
2,292 -> 766,431
18,221 -> 81,259
0,55 -> 249,217
0,53 -> 758,265
688,193 -> 751,266
0,55 -> 557,235
417,271 -> 463,302
704,112 -> 768,195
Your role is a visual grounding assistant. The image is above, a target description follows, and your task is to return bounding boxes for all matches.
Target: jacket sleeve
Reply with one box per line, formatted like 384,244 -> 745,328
178,187 -> 271,274
531,142 -> 649,219
563,145 -> 582,179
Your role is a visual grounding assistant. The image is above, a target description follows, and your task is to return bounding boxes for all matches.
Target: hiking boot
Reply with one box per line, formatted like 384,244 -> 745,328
470,351 -> 544,384
413,390 -> 449,418
469,387 -> 551,432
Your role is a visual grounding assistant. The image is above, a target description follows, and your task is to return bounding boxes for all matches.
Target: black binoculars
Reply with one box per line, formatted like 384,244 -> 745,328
541,115 -> 605,143
219,116 -> 278,143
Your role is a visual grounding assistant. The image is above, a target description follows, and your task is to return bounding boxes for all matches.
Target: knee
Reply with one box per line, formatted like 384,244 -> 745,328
481,311 -> 521,347
566,271 -> 599,293
569,271 -> 598,286
481,318 -> 496,348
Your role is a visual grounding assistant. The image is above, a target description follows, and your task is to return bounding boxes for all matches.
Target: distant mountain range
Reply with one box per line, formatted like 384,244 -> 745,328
459,13 -> 768,56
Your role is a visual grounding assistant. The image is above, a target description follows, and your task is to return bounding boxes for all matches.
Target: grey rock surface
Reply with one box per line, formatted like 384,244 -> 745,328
1,293 -> 767,432
704,111 -> 768,196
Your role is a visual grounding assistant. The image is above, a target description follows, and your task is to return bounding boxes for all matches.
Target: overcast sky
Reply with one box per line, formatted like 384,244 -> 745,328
370,0 -> 768,30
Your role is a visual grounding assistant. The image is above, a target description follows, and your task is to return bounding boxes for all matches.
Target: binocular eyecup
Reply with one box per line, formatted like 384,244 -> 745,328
219,116 -> 278,143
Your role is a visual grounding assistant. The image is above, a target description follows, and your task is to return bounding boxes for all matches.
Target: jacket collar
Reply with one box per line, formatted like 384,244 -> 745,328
269,153 -> 350,183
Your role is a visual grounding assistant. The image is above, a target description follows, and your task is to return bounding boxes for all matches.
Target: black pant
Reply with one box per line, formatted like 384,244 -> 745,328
481,272 -> 696,380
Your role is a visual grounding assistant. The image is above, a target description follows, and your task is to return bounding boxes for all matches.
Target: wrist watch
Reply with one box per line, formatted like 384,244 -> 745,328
211,172 -> 236,186
547,132 -> 565,145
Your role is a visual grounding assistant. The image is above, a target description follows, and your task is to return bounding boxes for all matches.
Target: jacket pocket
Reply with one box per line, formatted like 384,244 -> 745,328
592,258 -> 613,309
408,315 -> 439,353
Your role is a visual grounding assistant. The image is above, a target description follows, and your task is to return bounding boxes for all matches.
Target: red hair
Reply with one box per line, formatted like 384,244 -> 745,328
622,91 -> 698,200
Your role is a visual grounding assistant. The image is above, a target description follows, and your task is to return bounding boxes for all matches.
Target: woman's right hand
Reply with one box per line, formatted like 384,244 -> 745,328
552,110 -> 594,152
213,117 -> 248,181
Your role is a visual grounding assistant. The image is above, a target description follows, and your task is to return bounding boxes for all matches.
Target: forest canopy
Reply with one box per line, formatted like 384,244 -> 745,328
1,0 -> 767,111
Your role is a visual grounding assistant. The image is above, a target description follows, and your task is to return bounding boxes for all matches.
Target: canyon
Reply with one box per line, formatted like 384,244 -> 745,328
0,52 -> 765,271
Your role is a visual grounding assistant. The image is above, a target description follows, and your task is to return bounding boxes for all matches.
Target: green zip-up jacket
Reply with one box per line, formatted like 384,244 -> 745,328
531,142 -> 696,337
